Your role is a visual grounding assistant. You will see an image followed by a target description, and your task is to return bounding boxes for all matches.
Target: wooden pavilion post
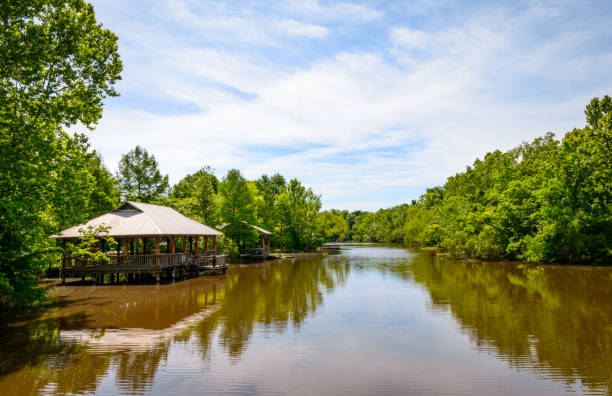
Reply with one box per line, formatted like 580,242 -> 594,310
155,236 -> 160,266
194,236 -> 199,257
204,236 -> 208,253
123,237 -> 129,265
183,236 -> 188,253
170,236 -> 175,254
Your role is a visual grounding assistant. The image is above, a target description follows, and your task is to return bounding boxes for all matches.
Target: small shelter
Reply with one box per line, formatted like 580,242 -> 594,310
55,201 -> 226,284
245,222 -> 272,259
218,221 -> 273,259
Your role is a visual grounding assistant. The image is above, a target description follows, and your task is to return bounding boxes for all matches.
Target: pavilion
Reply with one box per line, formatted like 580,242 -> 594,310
55,201 -> 226,284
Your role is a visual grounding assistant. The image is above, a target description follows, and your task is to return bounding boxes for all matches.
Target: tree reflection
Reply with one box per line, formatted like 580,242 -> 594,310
7,249 -> 609,394
0,256 -> 351,394
0,278 -> 225,394
191,256 -> 350,359
408,252 -> 612,393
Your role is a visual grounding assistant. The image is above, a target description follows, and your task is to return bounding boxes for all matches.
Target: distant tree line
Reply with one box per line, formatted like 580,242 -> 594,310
319,97 -> 611,264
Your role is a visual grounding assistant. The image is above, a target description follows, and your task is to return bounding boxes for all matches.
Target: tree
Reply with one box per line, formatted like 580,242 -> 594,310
87,151 -> 120,217
218,169 -> 257,250
169,166 -> 219,225
277,179 -> 322,250
49,134 -> 120,231
116,146 -> 169,203
64,224 -> 117,263
316,210 -> 349,241
0,0 -> 122,309
254,173 -> 286,238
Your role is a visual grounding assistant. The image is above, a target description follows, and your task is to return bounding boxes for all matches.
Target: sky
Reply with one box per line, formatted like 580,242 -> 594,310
84,0 -> 612,211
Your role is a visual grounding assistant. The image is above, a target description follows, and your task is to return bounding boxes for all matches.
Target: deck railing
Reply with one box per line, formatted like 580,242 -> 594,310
62,251 -> 223,269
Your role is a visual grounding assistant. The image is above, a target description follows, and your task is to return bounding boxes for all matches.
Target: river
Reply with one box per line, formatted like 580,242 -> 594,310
0,245 -> 610,395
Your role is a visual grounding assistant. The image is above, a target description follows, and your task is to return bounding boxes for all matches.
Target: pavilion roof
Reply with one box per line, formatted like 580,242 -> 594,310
55,201 -> 223,239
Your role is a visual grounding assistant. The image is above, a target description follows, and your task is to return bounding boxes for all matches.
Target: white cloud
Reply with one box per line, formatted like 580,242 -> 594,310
276,19 -> 330,39
87,0 -> 612,210
286,0 -> 382,22
390,28 -> 430,50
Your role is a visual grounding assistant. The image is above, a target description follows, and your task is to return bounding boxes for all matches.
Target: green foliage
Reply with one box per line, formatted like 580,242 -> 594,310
277,179 -> 322,251
218,169 -> 258,249
64,224 -> 117,263
254,173 -> 286,233
342,97 -> 611,264
116,145 -> 169,203
168,166 -> 219,225
316,210 -> 349,241
0,0 -> 122,309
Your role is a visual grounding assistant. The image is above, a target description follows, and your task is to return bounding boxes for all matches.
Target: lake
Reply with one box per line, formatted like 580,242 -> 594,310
1,245 -> 610,395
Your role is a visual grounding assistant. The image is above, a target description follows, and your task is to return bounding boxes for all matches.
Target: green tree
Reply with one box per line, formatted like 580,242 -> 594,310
317,210 -> 349,241
49,134 -> 119,230
169,166 -> 219,225
218,169 -> 257,250
0,0 -> 122,309
277,179 -> 322,250
64,224 -> 117,263
87,151 -> 120,217
254,173 -> 286,238
116,145 -> 169,203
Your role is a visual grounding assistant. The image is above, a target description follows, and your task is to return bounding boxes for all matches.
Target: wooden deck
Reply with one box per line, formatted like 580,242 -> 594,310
61,252 -> 228,284
321,243 -> 342,251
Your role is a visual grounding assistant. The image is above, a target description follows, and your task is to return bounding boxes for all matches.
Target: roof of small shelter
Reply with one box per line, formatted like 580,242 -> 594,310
55,201 -> 223,239
217,221 -> 272,236
245,222 -> 272,236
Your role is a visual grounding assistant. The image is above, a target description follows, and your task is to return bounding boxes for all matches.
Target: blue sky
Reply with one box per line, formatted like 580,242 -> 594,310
85,0 -> 612,210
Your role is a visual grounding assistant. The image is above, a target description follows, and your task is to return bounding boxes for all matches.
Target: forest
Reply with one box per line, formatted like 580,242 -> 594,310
319,96 -> 611,265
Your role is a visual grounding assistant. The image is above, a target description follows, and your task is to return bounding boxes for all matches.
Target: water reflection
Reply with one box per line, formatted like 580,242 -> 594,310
407,253 -> 612,393
0,278 -> 226,394
193,256 -> 350,359
0,255 -> 350,394
0,247 -> 610,395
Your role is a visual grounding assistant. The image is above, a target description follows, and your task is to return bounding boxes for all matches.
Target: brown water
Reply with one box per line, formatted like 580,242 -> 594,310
1,245 -> 611,395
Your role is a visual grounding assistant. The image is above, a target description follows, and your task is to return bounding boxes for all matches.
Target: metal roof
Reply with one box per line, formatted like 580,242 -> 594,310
217,221 -> 272,236
56,201 -> 223,239
245,222 -> 273,236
